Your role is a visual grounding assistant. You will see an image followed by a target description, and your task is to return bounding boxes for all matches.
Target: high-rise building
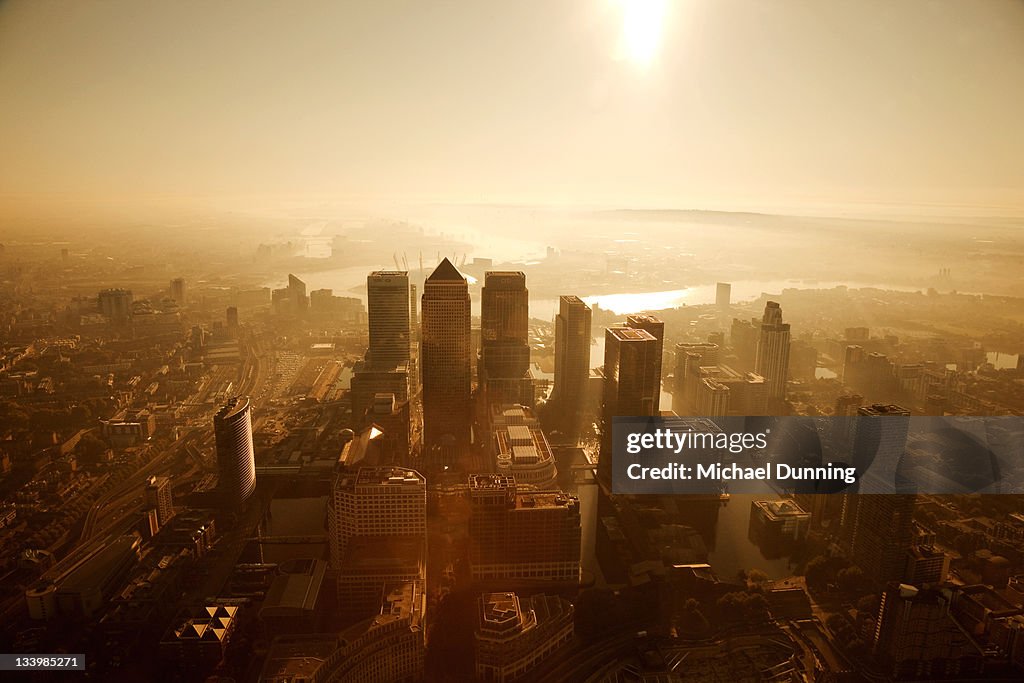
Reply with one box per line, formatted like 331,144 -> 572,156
467,474 -> 581,582
480,272 -> 530,379
696,378 -> 729,417
600,326 -> 661,482
904,545 -> 950,585
98,288 -> 134,324
852,403 -> 911,493
730,318 -> 759,372
754,301 -> 791,405
552,296 -> 592,437
873,584 -> 984,680
169,278 -> 187,305
288,273 -> 308,313
328,467 -> 427,617
490,405 -> 557,488
225,306 -> 238,329
716,282 -> 731,310
421,258 -> 472,467
213,397 -> 256,506
350,363 -> 410,428
145,475 -> 174,526
603,327 -> 660,418
673,342 -> 720,410
625,314 -> 664,413
328,466 -> 427,567
845,495 -> 915,586
475,592 -> 574,683
367,271 -> 411,367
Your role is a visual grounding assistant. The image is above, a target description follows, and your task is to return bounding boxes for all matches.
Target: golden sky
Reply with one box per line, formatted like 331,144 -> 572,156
1,0 -> 1022,213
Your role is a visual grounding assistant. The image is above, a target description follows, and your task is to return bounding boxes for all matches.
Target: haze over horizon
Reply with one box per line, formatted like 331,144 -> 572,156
2,0 -> 1023,221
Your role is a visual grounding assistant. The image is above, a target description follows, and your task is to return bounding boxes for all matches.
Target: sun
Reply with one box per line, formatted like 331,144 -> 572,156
615,0 -> 669,69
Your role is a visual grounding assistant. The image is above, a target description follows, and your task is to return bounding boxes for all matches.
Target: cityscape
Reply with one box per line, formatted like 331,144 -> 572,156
3,243 -> 1024,681
2,1 -> 1024,681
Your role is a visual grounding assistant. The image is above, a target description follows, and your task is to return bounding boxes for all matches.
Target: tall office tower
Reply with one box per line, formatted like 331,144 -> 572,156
754,301 -> 791,406
213,397 -> 256,506
226,306 -> 238,328
730,318 -> 759,371
843,344 -> 865,386
145,475 -> 174,526
844,495 -> 916,585
716,282 -> 731,310
169,278 -> 187,305
475,592 -> 574,682
309,288 -> 334,312
851,403 -> 911,492
409,283 -> 419,336
328,466 -> 426,567
696,378 -> 729,417
328,467 -> 427,617
673,342 -> 720,406
98,288 -> 134,324
287,273 -> 308,312
480,271 -> 530,380
467,474 -> 581,582
552,296 -> 592,436
872,585 -> 984,680
604,327 -> 661,418
367,271 -> 411,366
625,314 -> 664,413
832,393 -> 864,453
350,364 -> 410,428
601,327 -> 660,483
421,258 -> 472,467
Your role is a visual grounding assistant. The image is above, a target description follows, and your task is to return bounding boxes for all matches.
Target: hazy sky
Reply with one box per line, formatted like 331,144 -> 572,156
1,0 -> 1023,213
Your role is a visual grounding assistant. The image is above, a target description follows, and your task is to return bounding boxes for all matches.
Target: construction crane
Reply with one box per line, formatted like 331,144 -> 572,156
393,252 -> 401,270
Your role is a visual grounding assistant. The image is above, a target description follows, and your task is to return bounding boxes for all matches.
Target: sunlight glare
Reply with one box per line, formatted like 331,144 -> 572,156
615,0 -> 668,69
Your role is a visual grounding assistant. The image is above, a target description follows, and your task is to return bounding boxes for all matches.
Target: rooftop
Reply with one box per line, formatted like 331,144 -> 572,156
352,466 -> 424,487
607,327 -> 655,342
426,257 -> 465,282
259,635 -> 337,683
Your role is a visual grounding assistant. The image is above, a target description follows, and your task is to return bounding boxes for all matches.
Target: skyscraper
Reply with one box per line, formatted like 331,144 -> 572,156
851,403 -> 911,493
625,314 -> 664,413
674,341 -> 720,409
844,494 -> 916,585
421,258 -> 472,467
328,466 -> 427,566
287,273 -> 308,313
169,278 -> 187,305
754,301 -> 791,405
600,325 -> 661,482
730,318 -> 759,372
328,467 -> 427,617
367,271 -> 411,367
467,474 -> 581,582
214,397 -> 256,506
480,271 -> 530,380
145,475 -> 174,526
552,295 -> 592,437
716,282 -> 731,310
603,327 -> 661,419
872,584 -> 984,680
98,288 -> 133,324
